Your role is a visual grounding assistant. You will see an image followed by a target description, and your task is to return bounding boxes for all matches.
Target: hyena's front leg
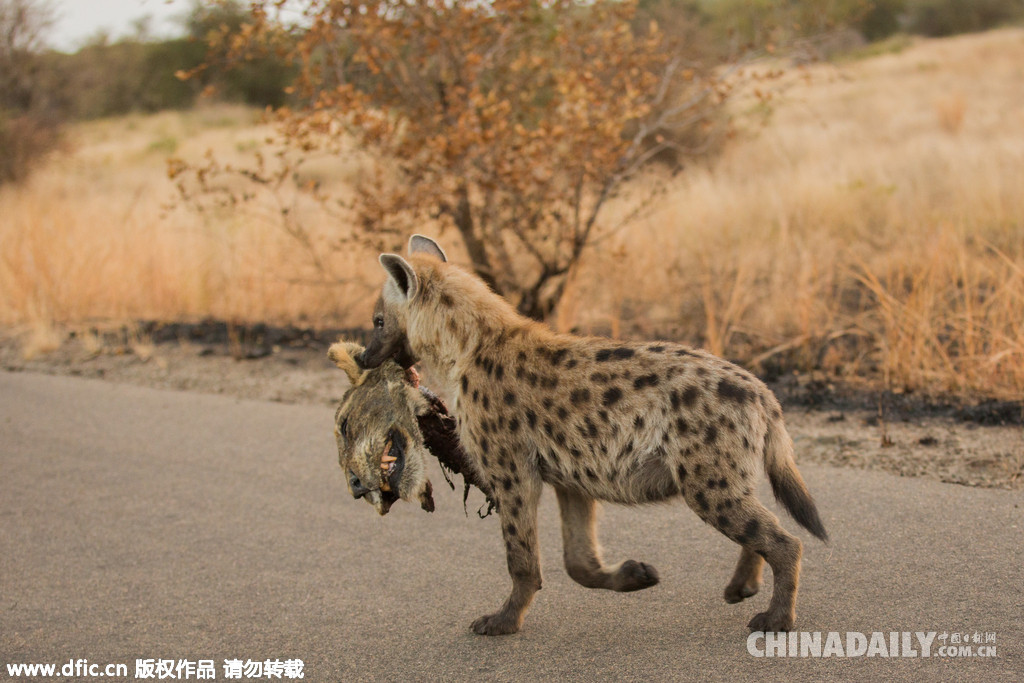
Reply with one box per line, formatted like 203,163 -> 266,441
471,469 -> 543,636
555,487 -> 660,592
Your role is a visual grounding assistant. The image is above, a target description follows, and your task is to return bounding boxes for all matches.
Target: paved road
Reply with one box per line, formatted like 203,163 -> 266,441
1,372 -> 1021,682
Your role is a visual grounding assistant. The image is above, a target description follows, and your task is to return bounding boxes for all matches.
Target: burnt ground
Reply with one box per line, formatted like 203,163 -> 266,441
2,320 -> 1021,490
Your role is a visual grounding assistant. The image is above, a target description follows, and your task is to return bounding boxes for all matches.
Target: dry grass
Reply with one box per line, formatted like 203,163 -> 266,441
2,30 -> 1024,399
571,28 -> 1024,400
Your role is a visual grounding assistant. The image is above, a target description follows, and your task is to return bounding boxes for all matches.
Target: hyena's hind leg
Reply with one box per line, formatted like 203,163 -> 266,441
555,487 -> 660,592
683,486 -> 802,631
723,547 -> 765,604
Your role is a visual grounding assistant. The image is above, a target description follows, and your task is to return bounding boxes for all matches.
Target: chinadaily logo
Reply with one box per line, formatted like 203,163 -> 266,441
747,631 -> 998,658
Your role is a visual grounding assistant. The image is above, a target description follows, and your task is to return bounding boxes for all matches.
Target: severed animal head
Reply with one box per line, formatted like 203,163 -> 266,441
328,341 -> 435,516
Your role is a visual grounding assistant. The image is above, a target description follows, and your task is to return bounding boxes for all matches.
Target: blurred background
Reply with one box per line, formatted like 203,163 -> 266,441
2,0 -> 1023,401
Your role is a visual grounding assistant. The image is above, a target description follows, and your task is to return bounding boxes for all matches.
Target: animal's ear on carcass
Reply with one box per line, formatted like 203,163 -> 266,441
328,341 -> 368,385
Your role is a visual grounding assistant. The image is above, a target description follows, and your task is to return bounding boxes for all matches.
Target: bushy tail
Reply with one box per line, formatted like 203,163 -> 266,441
763,417 -> 829,542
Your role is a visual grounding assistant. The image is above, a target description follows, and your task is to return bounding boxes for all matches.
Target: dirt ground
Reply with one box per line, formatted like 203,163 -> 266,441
2,324 -> 1021,491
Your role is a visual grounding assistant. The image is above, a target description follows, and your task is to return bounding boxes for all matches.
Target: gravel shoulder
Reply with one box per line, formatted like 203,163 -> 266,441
2,324 -> 1021,490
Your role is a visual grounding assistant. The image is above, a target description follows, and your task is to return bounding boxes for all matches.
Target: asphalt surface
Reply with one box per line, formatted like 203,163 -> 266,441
1,371 -> 1021,682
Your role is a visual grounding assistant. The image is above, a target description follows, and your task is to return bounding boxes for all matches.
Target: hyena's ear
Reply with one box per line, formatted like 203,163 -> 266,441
408,234 -> 447,262
328,341 -> 367,385
380,253 -> 420,301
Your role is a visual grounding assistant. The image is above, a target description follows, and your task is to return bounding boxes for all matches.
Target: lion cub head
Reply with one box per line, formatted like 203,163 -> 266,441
328,341 -> 434,516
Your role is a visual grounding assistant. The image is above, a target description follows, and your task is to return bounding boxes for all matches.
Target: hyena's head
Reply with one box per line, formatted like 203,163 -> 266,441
328,341 -> 434,516
359,235 -> 448,370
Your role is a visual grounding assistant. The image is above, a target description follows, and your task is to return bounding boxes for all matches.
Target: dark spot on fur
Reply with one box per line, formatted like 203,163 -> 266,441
517,350 -> 527,362
461,376 -> 469,393
633,373 -> 659,390
675,349 -> 696,357
549,348 -> 568,366
598,410 -> 609,423
482,395 -> 490,411
648,345 -> 665,353
634,415 -> 645,430
542,375 -> 559,390
718,515 -> 729,529
677,464 -> 687,482
439,292 -> 454,307
584,417 -> 599,439
504,391 -> 516,406
586,467 -> 599,480
704,424 -> 718,445
502,477 -> 513,491
508,417 -> 520,433
495,364 -> 505,381
542,397 -> 554,410
570,388 -> 591,404
590,372 -> 609,383
695,491 -> 709,512
602,386 -> 623,407
596,347 -> 635,362
480,437 -> 490,454
717,378 -> 753,404
681,385 -> 700,407
527,372 -> 538,387
543,421 -> 554,437
565,359 -> 577,369
675,417 -> 689,435
505,521 -> 517,536
557,405 -> 569,420
526,409 -> 537,429
472,389 -> 479,403
670,390 -> 681,410
718,477 -> 728,488
739,519 -> 759,544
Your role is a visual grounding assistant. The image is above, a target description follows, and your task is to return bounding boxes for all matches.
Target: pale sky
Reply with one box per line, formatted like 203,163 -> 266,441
50,0 -> 190,51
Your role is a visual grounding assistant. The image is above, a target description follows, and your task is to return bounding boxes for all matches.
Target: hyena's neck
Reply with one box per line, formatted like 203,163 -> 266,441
407,263 -> 549,390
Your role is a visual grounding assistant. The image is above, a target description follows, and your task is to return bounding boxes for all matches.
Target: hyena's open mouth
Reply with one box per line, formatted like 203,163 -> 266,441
378,429 -> 407,514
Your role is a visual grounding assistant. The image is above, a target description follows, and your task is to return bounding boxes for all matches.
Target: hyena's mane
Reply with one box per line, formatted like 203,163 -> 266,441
399,255 -> 547,376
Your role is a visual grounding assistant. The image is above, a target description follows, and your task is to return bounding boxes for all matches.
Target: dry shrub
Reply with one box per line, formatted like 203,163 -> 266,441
0,113 -> 60,184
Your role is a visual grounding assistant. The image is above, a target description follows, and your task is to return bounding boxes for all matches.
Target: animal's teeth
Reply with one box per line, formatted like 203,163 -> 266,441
382,454 -> 397,463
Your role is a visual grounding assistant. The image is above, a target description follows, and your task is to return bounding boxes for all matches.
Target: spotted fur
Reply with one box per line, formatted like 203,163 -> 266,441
360,235 -> 828,636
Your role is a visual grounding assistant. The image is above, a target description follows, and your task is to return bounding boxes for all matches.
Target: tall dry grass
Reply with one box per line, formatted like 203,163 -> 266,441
571,29 -> 1024,399
2,30 -> 1023,399
0,105 -> 373,331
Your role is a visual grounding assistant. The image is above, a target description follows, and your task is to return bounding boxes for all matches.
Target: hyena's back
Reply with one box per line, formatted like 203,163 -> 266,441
458,333 -> 826,541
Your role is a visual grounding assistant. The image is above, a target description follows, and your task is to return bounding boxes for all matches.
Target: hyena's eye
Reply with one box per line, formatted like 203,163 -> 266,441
374,315 -> 385,329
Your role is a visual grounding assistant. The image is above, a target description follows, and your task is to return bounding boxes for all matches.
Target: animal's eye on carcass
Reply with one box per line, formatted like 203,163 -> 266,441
374,315 -> 385,329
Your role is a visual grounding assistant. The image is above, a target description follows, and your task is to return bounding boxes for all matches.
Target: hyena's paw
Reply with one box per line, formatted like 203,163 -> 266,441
723,581 -> 760,604
471,611 -> 521,636
613,560 -> 660,592
747,610 -> 795,633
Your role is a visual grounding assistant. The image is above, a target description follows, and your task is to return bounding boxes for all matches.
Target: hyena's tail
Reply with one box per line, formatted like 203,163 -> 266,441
763,416 -> 829,542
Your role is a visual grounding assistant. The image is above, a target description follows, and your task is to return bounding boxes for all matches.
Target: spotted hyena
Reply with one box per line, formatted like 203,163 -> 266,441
357,234 -> 828,636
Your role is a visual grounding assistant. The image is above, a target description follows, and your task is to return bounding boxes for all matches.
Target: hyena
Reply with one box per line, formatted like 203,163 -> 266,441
358,234 -> 828,636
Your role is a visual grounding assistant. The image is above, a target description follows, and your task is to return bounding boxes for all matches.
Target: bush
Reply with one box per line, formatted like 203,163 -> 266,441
0,111 -> 60,184
906,0 -> 1024,36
